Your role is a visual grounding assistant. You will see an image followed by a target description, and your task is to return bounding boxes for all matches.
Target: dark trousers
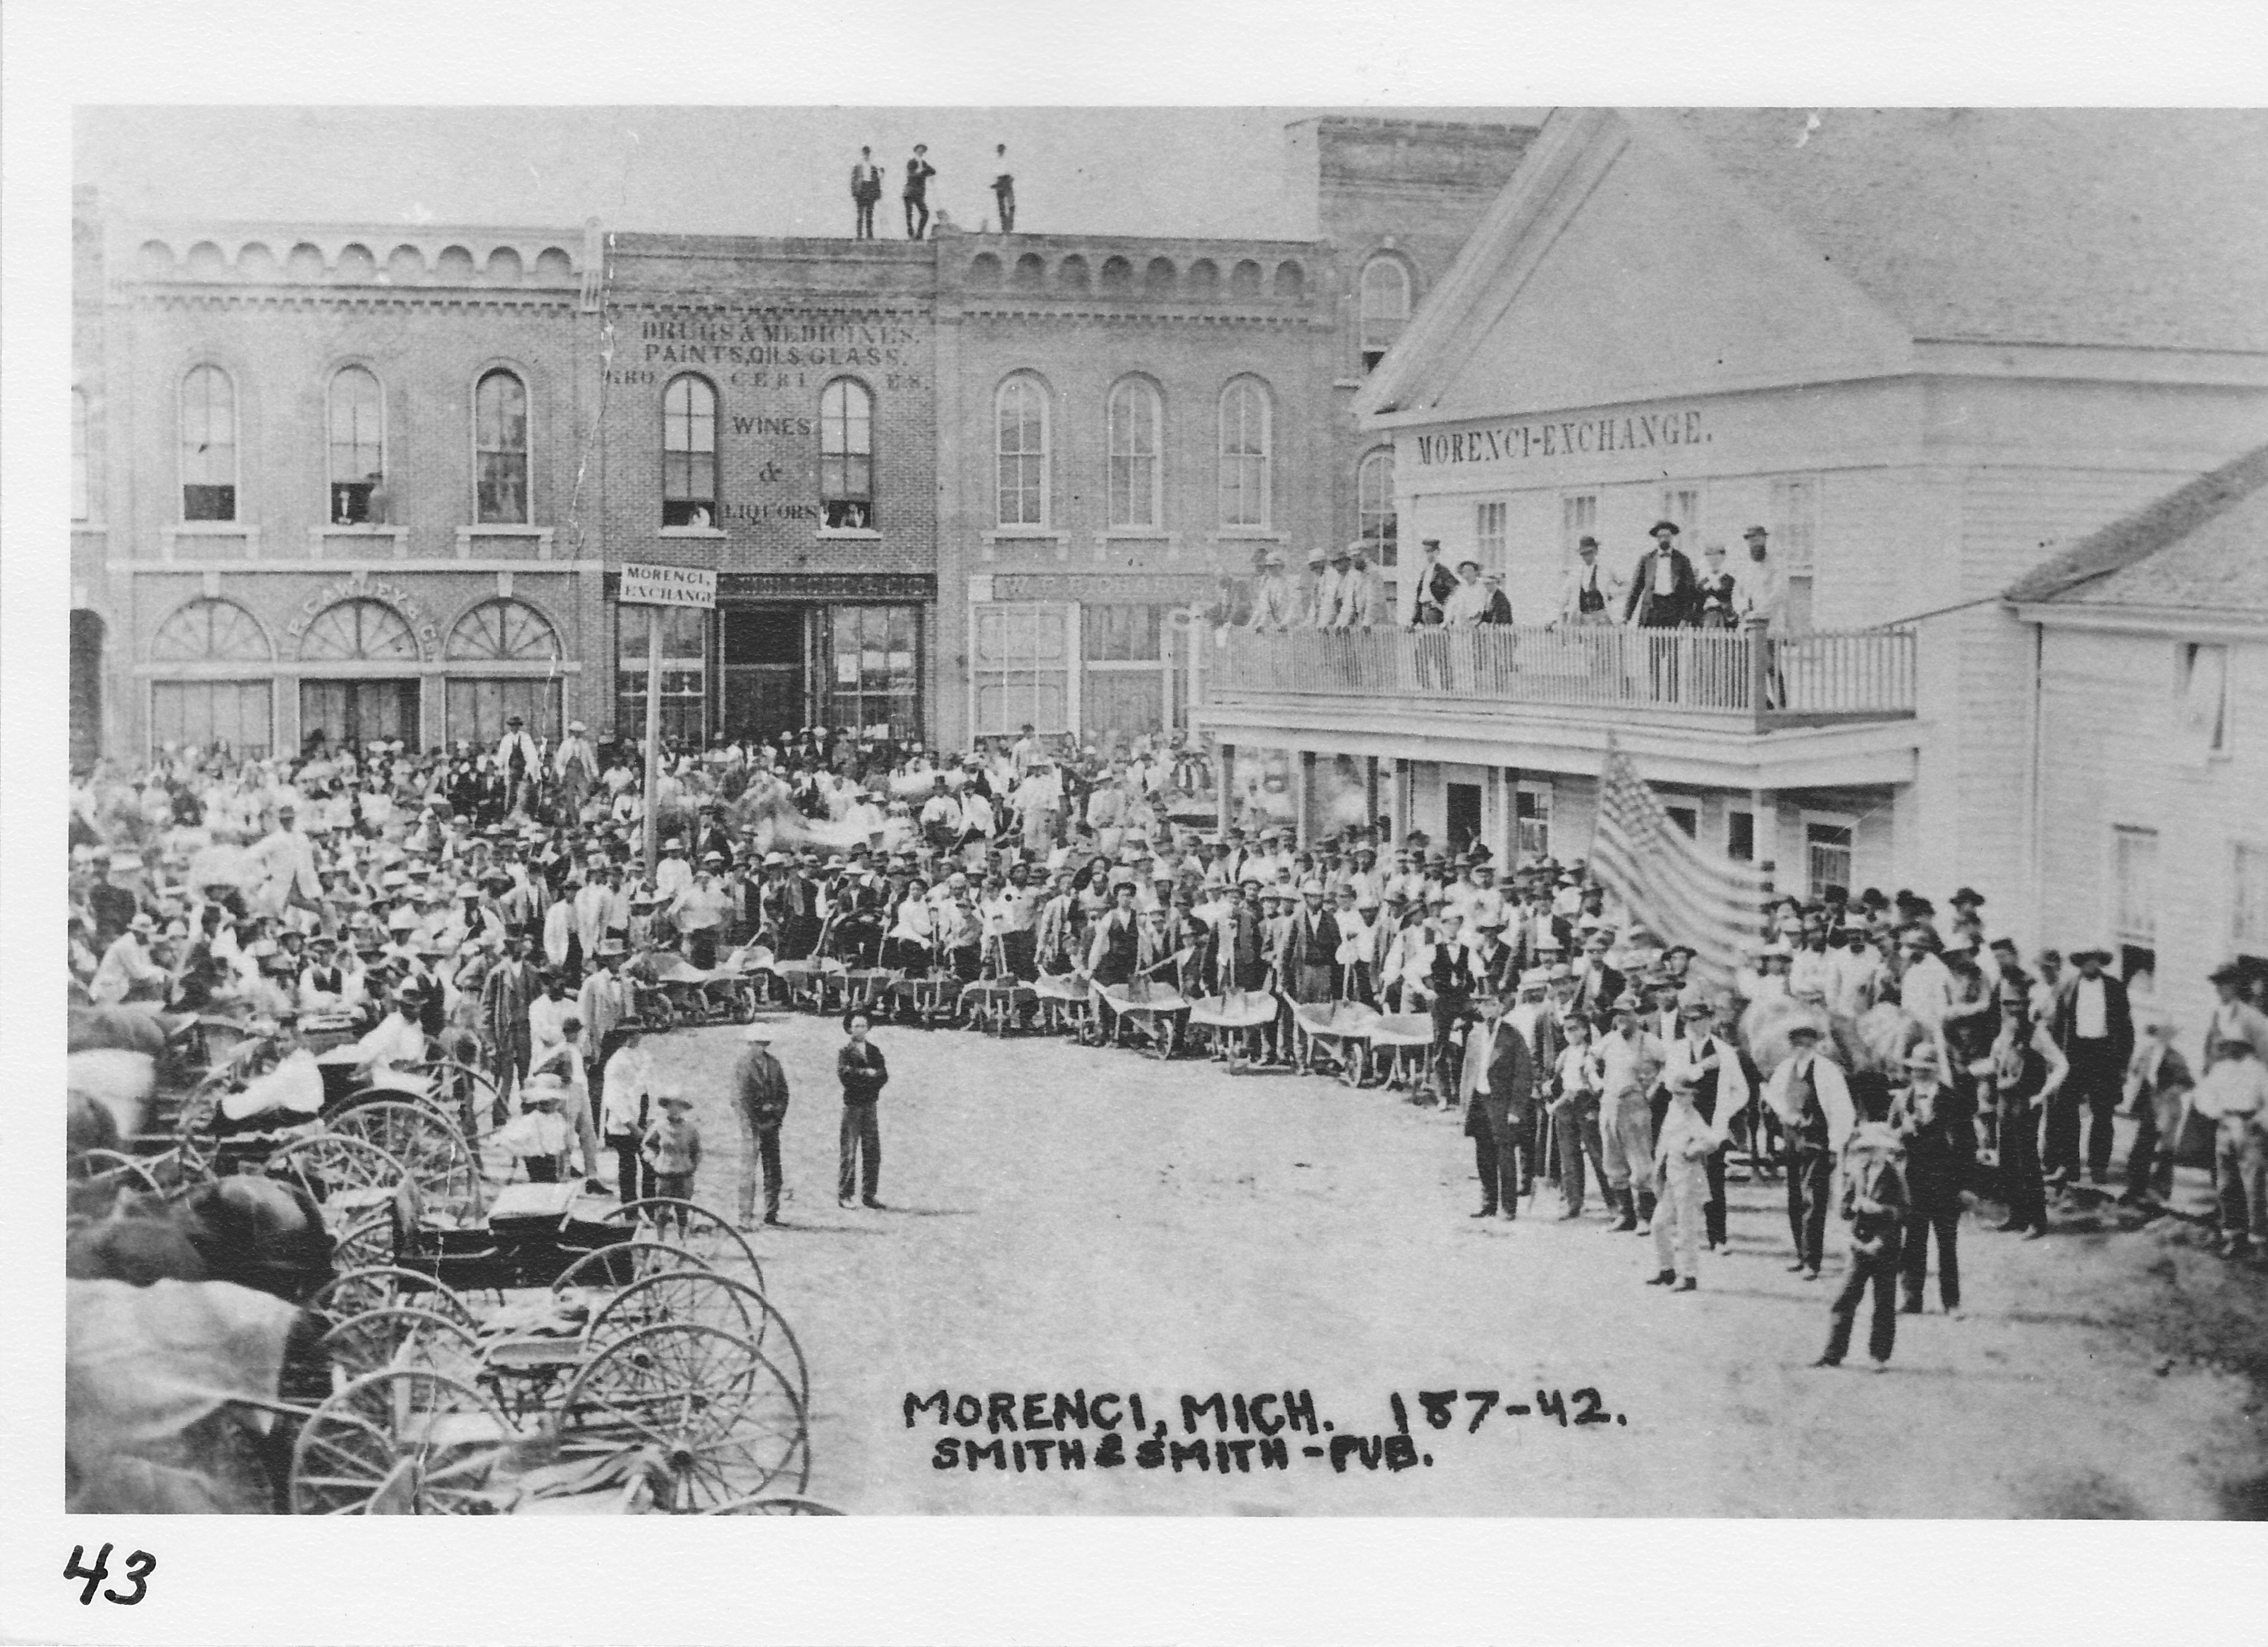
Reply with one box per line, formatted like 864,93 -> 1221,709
1429,997 -> 1468,1095
523,1155 -> 560,1184
1472,1112 -> 1521,1214
1825,1232 -> 1904,1365
839,1099 -> 881,1202
2000,1098 -> 2048,1228
1786,1145 -> 1833,1271
745,1123 -> 784,1221
994,186 -> 1015,231
1556,1100 -> 1605,1213
1703,1146 -> 1729,1246
687,928 -> 718,970
1900,1203 -> 1961,1310
854,197 -> 876,238
1000,929 -> 1038,981
610,1136 -> 652,1203
904,196 -> 929,238
2051,1040 -> 2120,1178
2127,1092 -> 2170,1196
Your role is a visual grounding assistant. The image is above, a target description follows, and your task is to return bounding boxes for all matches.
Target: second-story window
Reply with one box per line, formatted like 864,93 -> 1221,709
1106,376 -> 1162,529
1218,377 -> 1272,529
475,368 -> 529,524
996,375 -> 1048,528
179,363 -> 237,522
1360,257 -> 1411,371
327,366 -> 385,524
1358,447 -> 1398,565
662,374 -> 717,527
820,378 -> 874,529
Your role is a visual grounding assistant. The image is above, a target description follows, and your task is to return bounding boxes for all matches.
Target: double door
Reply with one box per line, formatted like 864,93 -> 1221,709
720,606 -> 808,743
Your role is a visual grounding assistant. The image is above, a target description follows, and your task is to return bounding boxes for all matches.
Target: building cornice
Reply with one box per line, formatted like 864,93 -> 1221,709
2009,600 -> 2268,638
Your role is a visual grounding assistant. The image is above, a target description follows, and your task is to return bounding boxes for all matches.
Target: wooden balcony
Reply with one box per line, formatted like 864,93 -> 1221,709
1205,622 -> 1915,734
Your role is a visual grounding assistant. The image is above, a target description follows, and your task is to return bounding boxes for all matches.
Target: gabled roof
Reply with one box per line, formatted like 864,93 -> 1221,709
1660,109 -> 2268,354
1362,108 -> 2268,420
2006,442 -> 2268,615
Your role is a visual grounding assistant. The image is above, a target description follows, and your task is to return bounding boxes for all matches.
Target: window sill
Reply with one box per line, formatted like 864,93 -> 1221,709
1209,528 -> 1282,543
309,524 -> 408,559
659,526 -> 728,539
980,528 -> 1068,562
160,523 -> 262,561
816,528 -> 882,542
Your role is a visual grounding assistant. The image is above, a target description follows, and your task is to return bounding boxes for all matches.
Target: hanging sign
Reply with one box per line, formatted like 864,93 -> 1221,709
618,564 -> 718,609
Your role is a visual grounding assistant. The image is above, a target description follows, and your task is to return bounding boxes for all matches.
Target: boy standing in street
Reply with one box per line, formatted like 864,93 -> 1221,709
1817,1075 -> 1910,1371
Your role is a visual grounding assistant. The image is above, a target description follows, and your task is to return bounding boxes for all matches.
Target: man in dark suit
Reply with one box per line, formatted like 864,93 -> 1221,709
1570,926 -> 1626,1019
2050,946 -> 2135,1185
1622,520 -> 1700,628
903,145 -> 937,240
1460,989 -> 1536,1220
1623,519 -> 1700,700
849,147 -> 884,239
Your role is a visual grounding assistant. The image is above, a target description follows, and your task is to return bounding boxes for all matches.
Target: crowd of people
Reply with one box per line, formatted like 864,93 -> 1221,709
69,717 -> 2268,1374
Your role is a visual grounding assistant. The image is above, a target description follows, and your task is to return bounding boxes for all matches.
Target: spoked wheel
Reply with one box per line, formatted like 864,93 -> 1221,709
603,1199 -> 764,1288
551,1240 -> 713,1297
70,1148 -> 166,1196
583,1271 -> 809,1407
289,1369 -> 515,1515
406,1060 -> 503,1149
560,1323 -> 809,1511
326,1101 -> 482,1216
310,1266 -> 478,1328
265,1133 -> 408,1225
332,1212 -> 395,1275
735,985 -> 761,1025
700,1493 -> 843,1515
318,1307 -> 484,1382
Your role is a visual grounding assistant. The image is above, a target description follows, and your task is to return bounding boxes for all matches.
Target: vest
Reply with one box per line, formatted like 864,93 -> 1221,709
1788,1058 -> 1829,1151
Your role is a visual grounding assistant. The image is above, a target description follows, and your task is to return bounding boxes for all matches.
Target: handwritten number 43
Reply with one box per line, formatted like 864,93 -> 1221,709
64,1544 -> 154,1606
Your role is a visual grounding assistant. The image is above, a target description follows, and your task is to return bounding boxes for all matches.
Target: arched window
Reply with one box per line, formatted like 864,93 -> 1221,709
299,598 -> 420,663
1106,377 -> 1162,529
150,597 -> 272,662
996,376 -> 1049,528
179,363 -> 237,521
819,379 -> 875,529
327,365 -> 385,524
662,374 -> 717,526
71,388 -> 89,523
1360,257 -> 1411,371
474,368 -> 529,524
1357,448 -> 1398,565
1217,377 -> 1272,529
446,598 -> 561,662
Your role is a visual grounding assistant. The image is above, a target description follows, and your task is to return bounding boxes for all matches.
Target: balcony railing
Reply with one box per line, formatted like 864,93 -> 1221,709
1204,622 -> 1915,730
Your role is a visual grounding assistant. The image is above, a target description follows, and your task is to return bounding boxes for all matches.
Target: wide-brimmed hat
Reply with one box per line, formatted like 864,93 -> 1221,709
1649,519 -> 1681,537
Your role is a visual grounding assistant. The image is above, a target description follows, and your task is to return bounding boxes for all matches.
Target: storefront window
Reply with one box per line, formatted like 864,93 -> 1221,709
828,605 -> 920,737
972,602 -> 1070,735
1082,604 -> 1166,753
616,604 -> 708,746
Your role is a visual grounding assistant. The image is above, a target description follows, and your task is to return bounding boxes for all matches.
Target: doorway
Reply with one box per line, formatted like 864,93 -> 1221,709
1446,781 -> 1482,856
300,678 -> 421,753
721,606 -> 807,744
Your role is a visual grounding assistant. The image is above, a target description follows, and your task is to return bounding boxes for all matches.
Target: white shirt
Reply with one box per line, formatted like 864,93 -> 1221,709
2072,975 -> 2110,1041
354,1011 -> 429,1073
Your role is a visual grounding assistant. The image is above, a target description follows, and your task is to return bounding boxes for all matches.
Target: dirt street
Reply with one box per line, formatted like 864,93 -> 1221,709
633,1014 -> 2268,1517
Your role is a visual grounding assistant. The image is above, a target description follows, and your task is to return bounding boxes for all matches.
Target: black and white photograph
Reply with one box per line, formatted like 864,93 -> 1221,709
7,2 -> 2268,1640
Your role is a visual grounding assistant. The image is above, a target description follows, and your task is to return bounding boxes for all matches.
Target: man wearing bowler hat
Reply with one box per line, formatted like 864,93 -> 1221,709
1624,519 -> 1700,700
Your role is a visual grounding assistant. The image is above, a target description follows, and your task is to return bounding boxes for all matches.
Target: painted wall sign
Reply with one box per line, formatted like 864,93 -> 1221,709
1412,409 -> 1710,467
282,574 -> 442,652
617,564 -> 719,609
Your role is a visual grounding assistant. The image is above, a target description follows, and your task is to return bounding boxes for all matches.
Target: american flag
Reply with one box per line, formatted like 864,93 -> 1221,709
1588,745 -> 1771,992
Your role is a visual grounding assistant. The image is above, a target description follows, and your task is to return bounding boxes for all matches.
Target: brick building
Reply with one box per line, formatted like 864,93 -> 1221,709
70,116 -> 1538,766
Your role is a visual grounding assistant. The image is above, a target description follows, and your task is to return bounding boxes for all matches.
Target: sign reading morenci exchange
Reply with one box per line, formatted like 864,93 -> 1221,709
1412,408 -> 1710,467
617,564 -> 718,609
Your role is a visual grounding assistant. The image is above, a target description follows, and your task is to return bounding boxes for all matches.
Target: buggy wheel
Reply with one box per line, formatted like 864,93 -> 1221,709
551,1240 -> 713,1298
584,1271 -> 808,1407
289,1368 -> 514,1515
561,1323 -> 808,1510
70,1148 -> 166,1197
332,1211 -> 394,1275
265,1133 -> 408,1225
406,1059 -> 503,1148
310,1266 -> 478,1328
317,1307 -> 484,1383
604,1199 -> 764,1289
326,1101 -> 481,1216
735,986 -> 760,1025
